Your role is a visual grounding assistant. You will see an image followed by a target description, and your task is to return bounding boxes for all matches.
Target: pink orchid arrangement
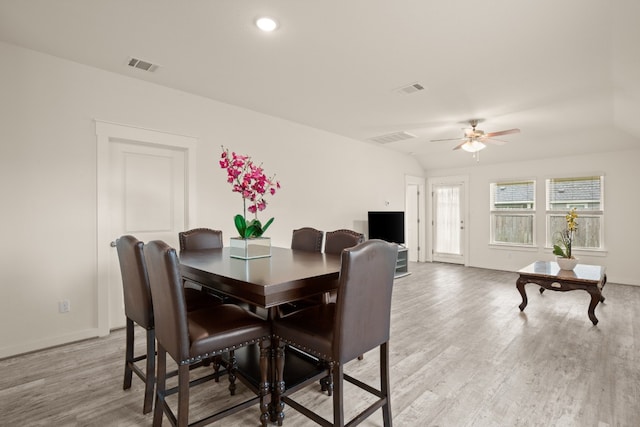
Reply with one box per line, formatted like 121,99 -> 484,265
219,146 -> 280,238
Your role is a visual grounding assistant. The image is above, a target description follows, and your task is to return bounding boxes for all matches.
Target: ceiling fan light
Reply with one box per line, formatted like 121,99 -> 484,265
256,17 -> 278,32
461,140 -> 486,153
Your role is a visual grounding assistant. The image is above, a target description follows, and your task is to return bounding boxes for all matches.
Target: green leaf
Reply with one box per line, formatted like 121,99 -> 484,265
552,244 -> 566,257
234,214 -> 247,237
245,224 -> 258,238
261,217 -> 274,235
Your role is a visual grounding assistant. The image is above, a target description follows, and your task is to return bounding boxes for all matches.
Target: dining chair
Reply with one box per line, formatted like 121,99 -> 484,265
323,229 -> 365,255
291,227 -> 324,252
115,235 -> 222,414
322,229 -> 365,305
144,240 -> 272,427
179,227 -> 266,316
178,228 -> 224,251
272,239 -> 398,427
278,227 -> 326,317
178,228 -> 230,303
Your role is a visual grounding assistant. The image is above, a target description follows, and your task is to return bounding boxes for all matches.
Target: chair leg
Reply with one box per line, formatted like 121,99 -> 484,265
332,362 -> 344,427
325,363 -> 334,397
177,364 -> 190,427
319,360 -> 332,395
228,350 -> 237,396
123,318 -> 134,390
153,346 -> 167,427
143,328 -> 155,414
380,342 -> 392,427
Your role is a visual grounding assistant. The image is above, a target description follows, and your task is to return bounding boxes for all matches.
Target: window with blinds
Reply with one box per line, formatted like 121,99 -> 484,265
546,176 -> 604,250
489,180 -> 536,246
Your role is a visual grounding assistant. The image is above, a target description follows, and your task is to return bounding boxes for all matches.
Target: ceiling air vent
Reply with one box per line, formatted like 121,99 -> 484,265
127,57 -> 159,72
369,131 -> 417,144
395,82 -> 425,95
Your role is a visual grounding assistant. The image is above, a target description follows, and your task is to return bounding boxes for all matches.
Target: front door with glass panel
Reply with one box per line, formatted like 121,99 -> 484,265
432,183 -> 465,264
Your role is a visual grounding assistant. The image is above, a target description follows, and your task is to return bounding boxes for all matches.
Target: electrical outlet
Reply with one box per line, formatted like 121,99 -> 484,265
58,300 -> 70,313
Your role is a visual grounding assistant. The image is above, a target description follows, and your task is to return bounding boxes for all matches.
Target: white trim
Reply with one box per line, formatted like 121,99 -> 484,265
95,120 -> 198,336
0,328 -> 99,359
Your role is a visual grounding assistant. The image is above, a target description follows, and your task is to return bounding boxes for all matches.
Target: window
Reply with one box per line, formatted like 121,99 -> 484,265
490,180 -> 535,246
546,176 -> 604,250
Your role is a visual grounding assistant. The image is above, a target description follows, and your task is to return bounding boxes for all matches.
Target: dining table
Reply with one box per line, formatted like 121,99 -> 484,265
178,246 -> 342,421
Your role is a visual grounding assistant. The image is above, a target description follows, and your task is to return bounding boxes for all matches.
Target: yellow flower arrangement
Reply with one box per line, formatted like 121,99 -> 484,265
552,208 -> 578,259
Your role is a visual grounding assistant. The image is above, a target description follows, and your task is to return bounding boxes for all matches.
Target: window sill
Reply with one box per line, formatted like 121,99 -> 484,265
489,244 -> 538,252
543,247 -> 608,258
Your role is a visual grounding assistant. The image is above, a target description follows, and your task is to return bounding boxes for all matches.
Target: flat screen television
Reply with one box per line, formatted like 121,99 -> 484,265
368,211 -> 405,244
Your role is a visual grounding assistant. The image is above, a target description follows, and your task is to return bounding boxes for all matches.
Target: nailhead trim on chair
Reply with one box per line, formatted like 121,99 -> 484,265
273,334 -> 337,363
179,335 -> 271,365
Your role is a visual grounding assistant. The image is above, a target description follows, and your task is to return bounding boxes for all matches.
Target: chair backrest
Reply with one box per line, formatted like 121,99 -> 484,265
324,229 -> 365,255
179,228 -> 223,251
291,227 -> 324,252
116,235 -> 153,329
144,240 -> 191,363
334,239 -> 398,362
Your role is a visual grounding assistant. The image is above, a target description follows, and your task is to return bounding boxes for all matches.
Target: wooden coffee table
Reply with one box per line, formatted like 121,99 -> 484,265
517,261 -> 607,325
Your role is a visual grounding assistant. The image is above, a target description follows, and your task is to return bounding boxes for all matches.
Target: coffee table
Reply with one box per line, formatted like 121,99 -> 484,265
517,261 -> 607,325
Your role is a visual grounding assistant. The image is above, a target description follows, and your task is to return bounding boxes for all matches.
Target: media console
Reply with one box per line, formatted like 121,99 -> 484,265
395,246 -> 410,278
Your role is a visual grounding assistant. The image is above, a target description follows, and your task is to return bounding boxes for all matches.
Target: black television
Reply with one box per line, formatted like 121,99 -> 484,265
368,211 -> 405,244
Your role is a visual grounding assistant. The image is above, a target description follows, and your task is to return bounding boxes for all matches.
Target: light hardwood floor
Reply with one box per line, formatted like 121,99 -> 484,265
1,262 -> 639,426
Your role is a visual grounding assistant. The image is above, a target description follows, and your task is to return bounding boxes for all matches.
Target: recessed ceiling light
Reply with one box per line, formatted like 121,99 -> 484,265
256,17 -> 278,32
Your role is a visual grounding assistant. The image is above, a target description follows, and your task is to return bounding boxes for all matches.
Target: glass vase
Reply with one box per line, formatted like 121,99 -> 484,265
230,237 -> 271,260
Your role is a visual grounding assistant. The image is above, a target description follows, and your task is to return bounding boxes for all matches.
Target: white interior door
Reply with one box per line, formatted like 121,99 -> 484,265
96,121 -> 197,335
405,175 -> 426,262
432,181 -> 466,264
406,183 -> 419,261
108,142 -> 186,329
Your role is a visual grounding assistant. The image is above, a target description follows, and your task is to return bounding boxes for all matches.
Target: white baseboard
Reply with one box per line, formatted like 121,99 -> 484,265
0,328 -> 101,359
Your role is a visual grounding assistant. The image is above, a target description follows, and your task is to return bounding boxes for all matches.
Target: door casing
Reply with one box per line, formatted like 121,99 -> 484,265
96,121 -> 197,336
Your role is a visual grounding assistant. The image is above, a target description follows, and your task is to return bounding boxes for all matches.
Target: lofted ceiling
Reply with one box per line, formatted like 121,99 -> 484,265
1,0 -> 639,170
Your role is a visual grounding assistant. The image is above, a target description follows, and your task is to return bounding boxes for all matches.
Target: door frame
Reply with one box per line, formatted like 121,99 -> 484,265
95,120 -> 198,336
405,175 -> 426,262
426,175 -> 469,265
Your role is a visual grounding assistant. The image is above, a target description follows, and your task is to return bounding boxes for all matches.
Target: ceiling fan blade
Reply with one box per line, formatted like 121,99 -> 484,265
452,140 -> 467,150
485,128 -> 520,138
482,137 -> 508,145
430,137 -> 464,142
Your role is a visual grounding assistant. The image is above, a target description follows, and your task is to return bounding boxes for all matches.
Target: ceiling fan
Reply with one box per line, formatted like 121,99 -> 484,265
430,119 -> 521,154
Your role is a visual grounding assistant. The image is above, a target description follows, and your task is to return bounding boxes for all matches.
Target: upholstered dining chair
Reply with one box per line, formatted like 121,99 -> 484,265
178,228 -> 223,251
178,228 -> 231,302
278,227 -> 326,317
323,229 -> 365,255
291,227 -> 324,252
272,239 -> 398,427
144,240 -> 272,427
323,229 -> 365,305
115,235 -> 221,414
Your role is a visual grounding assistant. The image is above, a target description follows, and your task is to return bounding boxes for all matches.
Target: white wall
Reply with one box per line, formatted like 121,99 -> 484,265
425,150 -> 640,285
0,42 -> 424,358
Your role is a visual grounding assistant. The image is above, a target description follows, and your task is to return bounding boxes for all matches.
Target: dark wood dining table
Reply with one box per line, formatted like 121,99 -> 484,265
178,246 -> 342,421
179,246 -> 341,313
